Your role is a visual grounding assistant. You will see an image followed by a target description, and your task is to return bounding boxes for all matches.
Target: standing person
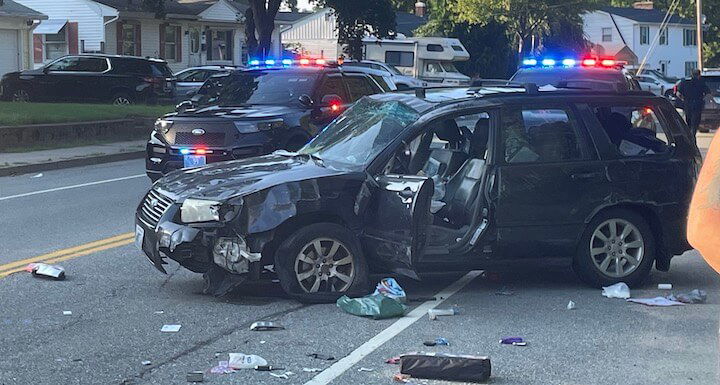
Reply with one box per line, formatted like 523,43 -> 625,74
677,69 -> 710,136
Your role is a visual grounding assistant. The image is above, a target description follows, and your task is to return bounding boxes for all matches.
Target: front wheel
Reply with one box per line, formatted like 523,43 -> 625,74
111,92 -> 133,106
12,88 -> 31,102
573,209 -> 655,287
275,223 -> 369,303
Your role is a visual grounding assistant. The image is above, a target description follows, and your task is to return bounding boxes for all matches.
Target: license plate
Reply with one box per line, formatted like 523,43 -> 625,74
134,224 -> 145,250
184,155 -> 206,168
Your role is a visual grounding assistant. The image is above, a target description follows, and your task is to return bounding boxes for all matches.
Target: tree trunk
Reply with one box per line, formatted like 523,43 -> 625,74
244,8 -> 258,58
249,0 -> 282,59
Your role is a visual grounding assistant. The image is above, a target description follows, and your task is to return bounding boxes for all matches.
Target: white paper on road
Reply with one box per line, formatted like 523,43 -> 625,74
228,353 -> 267,369
62,311 -> 72,316
160,324 -> 181,332
627,297 -> 685,307
602,282 -> 631,299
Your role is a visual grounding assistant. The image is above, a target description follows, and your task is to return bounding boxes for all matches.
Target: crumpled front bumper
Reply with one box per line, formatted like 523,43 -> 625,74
135,204 -> 261,276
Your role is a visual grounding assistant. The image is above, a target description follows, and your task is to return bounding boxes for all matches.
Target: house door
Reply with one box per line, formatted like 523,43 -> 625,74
0,29 -> 19,77
188,28 -> 201,66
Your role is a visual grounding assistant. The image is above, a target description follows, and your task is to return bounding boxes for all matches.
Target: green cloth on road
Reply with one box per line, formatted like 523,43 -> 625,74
337,293 -> 406,320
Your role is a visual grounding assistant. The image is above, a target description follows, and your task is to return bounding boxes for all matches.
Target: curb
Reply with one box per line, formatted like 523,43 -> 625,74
0,150 -> 145,177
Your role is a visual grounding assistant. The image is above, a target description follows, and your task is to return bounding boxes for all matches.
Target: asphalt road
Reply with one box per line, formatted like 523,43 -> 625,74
0,159 -> 718,385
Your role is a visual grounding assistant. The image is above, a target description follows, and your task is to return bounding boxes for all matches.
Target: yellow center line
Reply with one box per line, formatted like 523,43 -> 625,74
0,232 -> 135,277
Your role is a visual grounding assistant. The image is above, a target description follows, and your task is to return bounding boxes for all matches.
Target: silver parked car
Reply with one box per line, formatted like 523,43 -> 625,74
343,60 -> 426,90
173,65 -> 240,101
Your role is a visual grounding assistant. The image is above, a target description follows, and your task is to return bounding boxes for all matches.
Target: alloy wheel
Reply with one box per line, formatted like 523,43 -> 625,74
113,96 -> 131,106
590,218 -> 644,278
294,237 -> 355,293
13,89 -> 29,102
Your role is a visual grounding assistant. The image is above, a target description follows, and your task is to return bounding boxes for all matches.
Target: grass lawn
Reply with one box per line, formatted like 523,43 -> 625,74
0,102 -> 173,126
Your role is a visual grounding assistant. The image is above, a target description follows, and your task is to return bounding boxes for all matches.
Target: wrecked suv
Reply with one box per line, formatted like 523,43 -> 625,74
135,87 -> 700,301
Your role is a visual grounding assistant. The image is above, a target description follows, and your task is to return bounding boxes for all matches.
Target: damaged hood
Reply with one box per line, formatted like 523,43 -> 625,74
155,153 -> 349,201
175,105 -> 294,120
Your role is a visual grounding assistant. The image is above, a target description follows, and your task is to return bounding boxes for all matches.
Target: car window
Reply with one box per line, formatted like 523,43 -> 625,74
177,69 -> 211,82
316,74 -> 349,104
46,57 -> 82,72
345,75 -> 381,101
74,57 -> 109,72
369,74 -> 392,92
425,62 -> 443,74
200,71 -> 318,106
112,59 -> 151,75
501,106 -> 586,163
591,104 -> 672,157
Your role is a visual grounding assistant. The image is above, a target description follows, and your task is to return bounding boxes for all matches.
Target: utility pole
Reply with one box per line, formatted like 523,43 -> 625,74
697,0 -> 704,71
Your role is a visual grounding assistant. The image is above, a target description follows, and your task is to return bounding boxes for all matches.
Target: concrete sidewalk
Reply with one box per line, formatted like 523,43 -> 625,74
0,140 -> 146,176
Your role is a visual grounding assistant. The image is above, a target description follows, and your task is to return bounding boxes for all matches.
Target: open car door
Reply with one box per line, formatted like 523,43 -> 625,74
361,174 -> 433,279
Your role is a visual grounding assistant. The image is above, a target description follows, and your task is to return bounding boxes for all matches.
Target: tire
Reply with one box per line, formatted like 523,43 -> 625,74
274,223 -> 370,303
573,208 -> 655,288
12,88 -> 31,102
111,92 -> 133,106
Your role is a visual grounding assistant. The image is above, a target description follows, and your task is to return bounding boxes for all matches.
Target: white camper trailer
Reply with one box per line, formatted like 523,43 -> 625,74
363,37 -> 471,86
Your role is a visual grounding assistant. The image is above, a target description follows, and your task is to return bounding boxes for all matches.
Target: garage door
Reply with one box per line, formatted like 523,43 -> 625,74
0,29 -> 20,77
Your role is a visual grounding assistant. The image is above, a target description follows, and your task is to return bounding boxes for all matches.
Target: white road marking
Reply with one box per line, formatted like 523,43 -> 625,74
0,174 -> 146,201
304,270 -> 483,385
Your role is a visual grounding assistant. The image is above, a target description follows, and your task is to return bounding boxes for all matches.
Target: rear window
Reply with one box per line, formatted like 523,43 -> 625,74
112,59 -> 172,77
198,71 -> 317,106
591,104 -> 672,157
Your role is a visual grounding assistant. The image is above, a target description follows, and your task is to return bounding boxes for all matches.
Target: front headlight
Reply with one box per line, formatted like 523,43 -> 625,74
234,119 -> 285,134
154,119 -> 173,134
180,198 -> 221,223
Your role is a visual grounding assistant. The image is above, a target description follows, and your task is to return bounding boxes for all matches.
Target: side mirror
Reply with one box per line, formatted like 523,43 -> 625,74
175,100 -> 192,112
298,94 -> 314,107
42,67 -> 50,74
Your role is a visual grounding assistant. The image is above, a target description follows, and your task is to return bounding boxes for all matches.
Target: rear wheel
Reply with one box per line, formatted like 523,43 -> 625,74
573,209 -> 655,287
111,92 -> 133,106
275,223 -> 369,303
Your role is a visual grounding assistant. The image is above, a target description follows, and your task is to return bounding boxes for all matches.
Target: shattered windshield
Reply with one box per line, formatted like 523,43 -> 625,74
299,98 -> 419,171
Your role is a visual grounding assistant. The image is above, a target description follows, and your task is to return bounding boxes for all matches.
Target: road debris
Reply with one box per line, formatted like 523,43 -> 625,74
210,361 -> 235,374
393,373 -> 412,382
358,367 -> 374,372
186,371 -> 204,382
423,337 -> 450,346
373,278 -> 407,302
62,311 -> 72,316
307,353 -> 335,361
337,294 -> 406,320
626,297 -> 685,307
250,321 -> 285,331
494,288 -> 515,296
500,337 -> 526,346
25,263 -> 65,280
400,352 -> 491,382
31,173 -> 43,178
386,356 -> 401,365
160,324 -> 181,333
658,283 -> 673,290
601,282 -> 630,299
269,372 -> 293,379
302,368 -> 323,373
255,365 -> 285,371
228,353 -> 267,369
668,289 -> 707,304
567,300 -> 576,310
141,360 -> 152,366
154,311 -> 164,315
427,307 -> 458,320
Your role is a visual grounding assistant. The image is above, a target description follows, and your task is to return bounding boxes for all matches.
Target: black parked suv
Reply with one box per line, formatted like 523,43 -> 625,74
135,86 -> 700,301
0,54 -> 175,105
145,64 -> 387,181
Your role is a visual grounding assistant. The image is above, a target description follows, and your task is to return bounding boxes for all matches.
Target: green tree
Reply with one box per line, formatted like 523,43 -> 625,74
285,0 -> 299,12
317,0 -> 397,60
453,0 -> 598,57
390,0 -> 416,11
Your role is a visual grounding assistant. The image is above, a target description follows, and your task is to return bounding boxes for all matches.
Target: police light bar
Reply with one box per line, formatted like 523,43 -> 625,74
521,55 -> 621,69
248,57 -> 328,68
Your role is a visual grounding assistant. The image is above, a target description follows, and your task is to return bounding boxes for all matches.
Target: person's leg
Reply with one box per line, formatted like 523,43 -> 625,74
689,105 -> 701,136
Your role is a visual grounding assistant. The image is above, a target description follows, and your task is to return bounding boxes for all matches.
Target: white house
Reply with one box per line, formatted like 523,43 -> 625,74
582,2 -> 699,78
279,5 -> 428,58
0,0 -> 46,76
13,0 -> 284,72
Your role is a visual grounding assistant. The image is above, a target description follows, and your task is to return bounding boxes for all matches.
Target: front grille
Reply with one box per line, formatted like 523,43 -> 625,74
139,189 -> 174,229
174,132 -> 225,146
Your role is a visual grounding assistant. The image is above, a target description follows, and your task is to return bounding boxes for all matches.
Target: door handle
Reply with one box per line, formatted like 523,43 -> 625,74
571,171 -> 602,180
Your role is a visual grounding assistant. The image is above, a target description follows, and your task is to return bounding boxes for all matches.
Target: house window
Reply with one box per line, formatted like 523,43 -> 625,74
385,51 -> 414,67
163,25 -> 178,61
684,28 -> 697,46
659,27 -> 668,45
640,25 -> 650,45
207,30 -> 233,61
44,28 -> 67,60
685,61 -> 698,76
602,27 -> 612,42
121,24 -> 137,55
659,60 -> 669,75
190,29 -> 200,54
